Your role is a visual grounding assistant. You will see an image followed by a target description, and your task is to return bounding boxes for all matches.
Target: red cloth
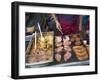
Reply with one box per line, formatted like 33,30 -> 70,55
60,20 -> 79,35
57,14 -> 79,35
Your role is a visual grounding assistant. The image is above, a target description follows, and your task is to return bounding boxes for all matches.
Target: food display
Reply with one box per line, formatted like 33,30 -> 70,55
25,33 -> 89,67
54,35 -> 72,63
71,34 -> 89,61
54,34 -> 89,63
25,13 -> 90,68
26,32 -> 54,64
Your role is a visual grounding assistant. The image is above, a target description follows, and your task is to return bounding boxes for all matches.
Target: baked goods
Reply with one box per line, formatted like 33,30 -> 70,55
69,34 -> 82,45
64,46 -> 71,52
63,36 -> 71,46
73,45 -> 89,60
55,46 -> 63,53
63,36 -> 72,62
55,36 -> 62,43
54,35 -> 72,62
55,36 -> 62,47
64,51 -> 72,62
26,32 -> 53,64
55,53 -> 62,62
55,42 -> 62,47
75,41 -> 81,45
63,40 -> 71,46
77,54 -> 88,60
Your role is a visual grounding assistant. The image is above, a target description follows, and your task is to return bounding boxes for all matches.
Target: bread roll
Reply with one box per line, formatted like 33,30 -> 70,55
73,45 -> 89,60
55,42 -> 62,47
55,46 -> 63,53
55,36 -> 62,43
55,53 -> 62,62
64,52 -> 71,62
64,46 -> 71,52
76,54 -> 88,60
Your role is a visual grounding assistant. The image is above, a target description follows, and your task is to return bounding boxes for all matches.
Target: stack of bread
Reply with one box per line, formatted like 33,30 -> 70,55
54,36 -> 63,62
71,34 -> 89,60
54,36 -> 72,62
63,36 -> 72,62
73,45 -> 88,60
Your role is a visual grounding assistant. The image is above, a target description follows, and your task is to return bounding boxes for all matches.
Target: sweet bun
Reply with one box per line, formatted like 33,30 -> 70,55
55,53 -> 62,62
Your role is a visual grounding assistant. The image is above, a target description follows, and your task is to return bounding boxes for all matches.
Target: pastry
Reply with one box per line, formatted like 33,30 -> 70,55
73,45 -> 84,50
63,40 -> 71,46
63,36 -> 71,46
64,46 -> 71,52
75,34 -> 81,41
76,54 -> 88,60
75,51 -> 88,57
55,53 -> 62,62
55,46 -> 63,53
55,36 -> 62,43
75,41 -> 81,45
64,52 -> 72,62
55,42 -> 62,47
73,47 -> 87,53
73,45 -> 89,60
